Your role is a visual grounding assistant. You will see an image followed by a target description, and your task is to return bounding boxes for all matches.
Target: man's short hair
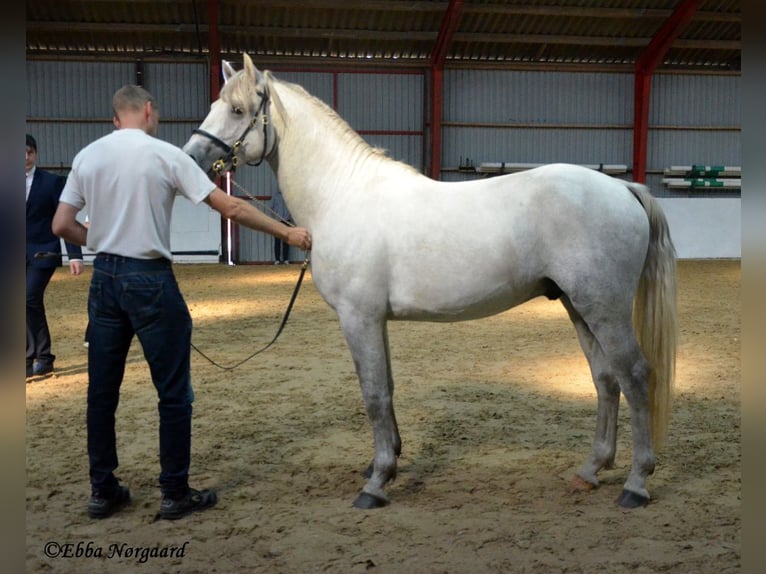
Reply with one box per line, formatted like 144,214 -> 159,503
26,134 -> 37,151
112,84 -> 156,116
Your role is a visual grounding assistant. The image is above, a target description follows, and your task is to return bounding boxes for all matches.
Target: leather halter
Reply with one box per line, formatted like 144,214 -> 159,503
192,90 -> 271,174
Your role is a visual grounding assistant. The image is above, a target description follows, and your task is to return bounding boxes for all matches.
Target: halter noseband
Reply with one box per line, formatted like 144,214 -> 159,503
192,90 -> 272,174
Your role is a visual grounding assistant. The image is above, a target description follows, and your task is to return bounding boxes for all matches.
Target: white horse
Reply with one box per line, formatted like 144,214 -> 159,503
183,53 -> 677,510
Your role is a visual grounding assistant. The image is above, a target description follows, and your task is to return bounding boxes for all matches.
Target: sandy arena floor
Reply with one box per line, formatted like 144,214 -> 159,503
26,259 -> 740,573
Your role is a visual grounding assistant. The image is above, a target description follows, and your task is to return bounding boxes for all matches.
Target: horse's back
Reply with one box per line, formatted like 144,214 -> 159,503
419,163 -> 651,272
517,164 -> 651,258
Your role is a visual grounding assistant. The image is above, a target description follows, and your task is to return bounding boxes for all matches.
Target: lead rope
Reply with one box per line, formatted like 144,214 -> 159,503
190,177 -> 310,371
190,256 -> 309,370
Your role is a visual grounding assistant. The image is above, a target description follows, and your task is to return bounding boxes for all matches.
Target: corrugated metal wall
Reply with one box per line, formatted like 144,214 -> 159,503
26,61 -> 133,168
441,69 -> 741,199
442,70 -> 633,181
27,59 -> 739,262
445,70 -> 634,124
645,74 -> 741,193
26,60 -> 212,162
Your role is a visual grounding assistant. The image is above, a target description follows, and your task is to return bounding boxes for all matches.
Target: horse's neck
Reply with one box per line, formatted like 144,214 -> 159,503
269,83 -> 417,224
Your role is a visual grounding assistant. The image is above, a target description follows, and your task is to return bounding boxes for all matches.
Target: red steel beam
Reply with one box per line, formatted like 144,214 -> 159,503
632,0 -> 701,182
206,0 -> 227,261
208,0 -> 222,102
429,67 -> 443,179
429,0 -> 464,179
431,0 -> 464,69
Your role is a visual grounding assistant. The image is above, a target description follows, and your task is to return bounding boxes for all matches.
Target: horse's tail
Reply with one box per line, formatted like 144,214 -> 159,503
625,182 -> 678,452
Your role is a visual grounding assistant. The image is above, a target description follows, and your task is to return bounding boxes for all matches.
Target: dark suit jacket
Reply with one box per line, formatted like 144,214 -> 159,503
26,168 -> 83,268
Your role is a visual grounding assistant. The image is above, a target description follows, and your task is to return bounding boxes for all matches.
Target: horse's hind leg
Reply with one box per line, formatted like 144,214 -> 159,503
561,296 -> 620,489
564,298 -> 655,508
337,310 -> 400,509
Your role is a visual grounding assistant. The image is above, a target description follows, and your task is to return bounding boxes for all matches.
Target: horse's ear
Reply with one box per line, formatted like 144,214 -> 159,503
242,53 -> 268,91
243,53 -> 256,81
222,60 -> 237,84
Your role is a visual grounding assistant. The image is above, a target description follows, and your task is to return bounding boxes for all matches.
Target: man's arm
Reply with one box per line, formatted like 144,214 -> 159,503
53,175 -> 81,250
204,188 -> 311,250
52,202 -> 88,247
50,174 -> 84,274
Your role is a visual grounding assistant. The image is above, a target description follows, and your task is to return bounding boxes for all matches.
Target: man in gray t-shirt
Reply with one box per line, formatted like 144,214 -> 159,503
53,84 -> 311,520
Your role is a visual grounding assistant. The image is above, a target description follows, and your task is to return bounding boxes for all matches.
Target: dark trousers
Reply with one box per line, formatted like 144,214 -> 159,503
26,264 -> 57,367
274,237 -> 289,262
87,254 -> 194,499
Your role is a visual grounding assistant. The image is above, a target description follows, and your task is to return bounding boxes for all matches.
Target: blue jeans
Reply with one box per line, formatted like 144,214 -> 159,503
87,254 -> 194,499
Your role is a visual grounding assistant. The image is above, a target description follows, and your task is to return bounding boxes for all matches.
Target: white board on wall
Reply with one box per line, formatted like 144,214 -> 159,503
170,196 -> 221,262
657,197 -> 741,259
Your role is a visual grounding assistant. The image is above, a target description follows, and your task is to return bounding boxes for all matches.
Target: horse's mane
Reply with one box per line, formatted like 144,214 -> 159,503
262,70 -> 421,176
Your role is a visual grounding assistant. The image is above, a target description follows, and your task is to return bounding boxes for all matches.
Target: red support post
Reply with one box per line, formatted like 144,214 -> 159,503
632,0 -> 701,182
429,0 -> 464,180
206,0 -> 228,261
429,67 -> 443,180
208,0 -> 221,102
632,71 -> 652,183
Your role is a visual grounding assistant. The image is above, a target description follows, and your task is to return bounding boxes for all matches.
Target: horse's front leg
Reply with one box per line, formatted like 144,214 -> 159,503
362,322 -> 401,479
338,310 -> 399,509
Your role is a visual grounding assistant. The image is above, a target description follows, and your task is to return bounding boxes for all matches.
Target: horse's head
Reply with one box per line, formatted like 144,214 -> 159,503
183,53 -> 276,176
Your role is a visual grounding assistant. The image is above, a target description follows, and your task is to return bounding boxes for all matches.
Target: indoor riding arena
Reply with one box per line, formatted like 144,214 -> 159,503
26,2 -> 741,573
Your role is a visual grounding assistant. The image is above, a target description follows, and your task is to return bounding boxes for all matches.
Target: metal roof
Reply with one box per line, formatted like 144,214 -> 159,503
26,1 -> 741,72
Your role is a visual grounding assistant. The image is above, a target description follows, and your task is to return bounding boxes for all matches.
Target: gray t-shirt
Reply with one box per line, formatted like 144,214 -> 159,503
60,128 -> 216,260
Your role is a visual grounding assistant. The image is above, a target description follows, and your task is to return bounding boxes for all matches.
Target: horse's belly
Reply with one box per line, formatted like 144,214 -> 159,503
388,278 -> 542,322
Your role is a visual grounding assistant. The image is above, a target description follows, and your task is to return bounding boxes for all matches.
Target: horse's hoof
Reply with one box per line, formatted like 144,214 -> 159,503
569,475 -> 597,492
616,489 -> 649,508
352,492 -> 389,509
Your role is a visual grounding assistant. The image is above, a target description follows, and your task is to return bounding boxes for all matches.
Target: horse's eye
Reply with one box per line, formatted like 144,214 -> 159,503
231,106 -> 244,115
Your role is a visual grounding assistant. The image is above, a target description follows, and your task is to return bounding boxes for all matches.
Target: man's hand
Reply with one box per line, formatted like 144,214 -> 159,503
205,188 -> 312,250
69,260 -> 84,276
285,228 -> 312,250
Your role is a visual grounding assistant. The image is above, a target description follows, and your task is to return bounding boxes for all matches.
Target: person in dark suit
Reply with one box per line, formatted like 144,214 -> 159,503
26,134 -> 84,378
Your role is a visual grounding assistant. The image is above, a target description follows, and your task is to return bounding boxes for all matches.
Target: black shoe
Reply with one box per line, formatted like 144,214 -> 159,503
159,488 -> 217,520
32,362 -> 54,376
88,485 -> 131,519
26,363 -> 34,378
